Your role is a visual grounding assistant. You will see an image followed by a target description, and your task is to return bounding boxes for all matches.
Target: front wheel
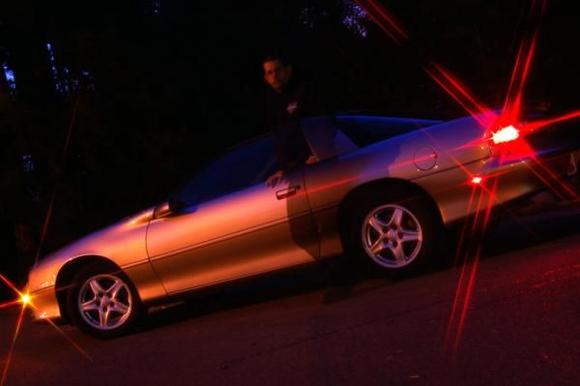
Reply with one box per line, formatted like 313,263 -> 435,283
346,191 -> 442,275
67,263 -> 141,338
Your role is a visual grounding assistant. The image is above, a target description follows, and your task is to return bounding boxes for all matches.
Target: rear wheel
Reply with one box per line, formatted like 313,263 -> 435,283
67,263 -> 141,338
345,190 -> 442,275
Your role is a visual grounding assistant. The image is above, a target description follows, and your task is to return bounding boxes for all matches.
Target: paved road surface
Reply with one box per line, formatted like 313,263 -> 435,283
1,206 -> 579,386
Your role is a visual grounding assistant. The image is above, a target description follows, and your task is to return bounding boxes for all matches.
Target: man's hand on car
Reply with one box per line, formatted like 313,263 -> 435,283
266,170 -> 285,187
306,154 -> 319,165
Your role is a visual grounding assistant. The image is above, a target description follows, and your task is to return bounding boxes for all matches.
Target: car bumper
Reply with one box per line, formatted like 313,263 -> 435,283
30,286 -> 62,323
422,149 -> 580,225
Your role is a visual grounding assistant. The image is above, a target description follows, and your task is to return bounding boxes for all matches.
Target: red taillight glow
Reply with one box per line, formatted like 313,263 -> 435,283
19,293 -> 31,306
492,125 -> 520,144
470,176 -> 483,185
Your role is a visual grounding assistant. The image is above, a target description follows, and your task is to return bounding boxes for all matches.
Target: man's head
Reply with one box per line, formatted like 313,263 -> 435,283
262,55 -> 292,94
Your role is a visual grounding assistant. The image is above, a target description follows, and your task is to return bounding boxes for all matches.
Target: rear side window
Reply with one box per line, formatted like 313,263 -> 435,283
336,115 -> 442,147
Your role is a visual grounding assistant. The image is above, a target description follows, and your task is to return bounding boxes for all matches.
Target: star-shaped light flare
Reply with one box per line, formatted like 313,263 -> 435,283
0,274 -> 91,386
354,0 -> 580,355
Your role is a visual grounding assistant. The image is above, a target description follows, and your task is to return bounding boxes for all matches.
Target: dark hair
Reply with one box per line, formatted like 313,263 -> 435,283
261,52 -> 291,67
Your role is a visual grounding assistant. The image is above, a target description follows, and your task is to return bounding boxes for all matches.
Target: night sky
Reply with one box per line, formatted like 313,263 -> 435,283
0,0 -> 578,292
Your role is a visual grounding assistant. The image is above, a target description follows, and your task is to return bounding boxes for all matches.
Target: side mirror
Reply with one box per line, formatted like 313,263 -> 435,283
167,194 -> 189,214
154,202 -> 173,219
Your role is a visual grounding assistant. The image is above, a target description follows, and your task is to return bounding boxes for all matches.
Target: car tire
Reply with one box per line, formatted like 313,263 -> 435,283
66,262 -> 142,338
345,189 -> 442,276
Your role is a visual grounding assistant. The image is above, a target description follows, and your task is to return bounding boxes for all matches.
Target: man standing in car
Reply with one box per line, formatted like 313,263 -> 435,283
262,54 -> 319,187
261,54 -> 354,298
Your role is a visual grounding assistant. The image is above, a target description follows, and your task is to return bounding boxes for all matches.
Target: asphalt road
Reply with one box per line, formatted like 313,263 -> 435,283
1,205 -> 579,386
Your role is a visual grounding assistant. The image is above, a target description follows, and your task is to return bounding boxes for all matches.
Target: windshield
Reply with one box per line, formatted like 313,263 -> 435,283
173,137 -> 277,208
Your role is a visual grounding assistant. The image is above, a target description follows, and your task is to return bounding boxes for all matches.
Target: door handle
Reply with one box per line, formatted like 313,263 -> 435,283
275,185 -> 301,199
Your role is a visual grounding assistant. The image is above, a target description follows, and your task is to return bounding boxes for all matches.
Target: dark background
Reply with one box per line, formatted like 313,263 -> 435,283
0,0 -> 578,295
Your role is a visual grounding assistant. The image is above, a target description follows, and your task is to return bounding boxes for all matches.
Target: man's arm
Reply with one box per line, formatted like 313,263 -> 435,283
265,169 -> 285,188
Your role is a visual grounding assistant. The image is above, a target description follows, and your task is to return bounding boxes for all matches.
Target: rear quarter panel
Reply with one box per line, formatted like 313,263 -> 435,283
303,116 -> 491,257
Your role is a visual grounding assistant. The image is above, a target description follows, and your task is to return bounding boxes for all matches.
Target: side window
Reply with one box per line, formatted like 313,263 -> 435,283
176,138 -> 277,207
335,116 -> 442,147
302,116 -> 358,160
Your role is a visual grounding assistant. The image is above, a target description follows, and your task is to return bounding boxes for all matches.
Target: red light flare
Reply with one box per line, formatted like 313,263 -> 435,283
295,175 -> 357,197
297,132 -> 484,197
451,185 -> 479,266
353,0 -> 497,128
444,179 -> 497,355
425,64 -> 497,128
444,253 -> 468,351
41,317 -> 92,362
497,0 -> 547,128
61,96 -> 81,165
23,299 -> 92,362
490,115 -> 580,200
33,94 -> 81,266
492,136 -> 536,164
0,274 -> 91,385
354,0 -> 408,45
521,110 -> 580,133
354,0 -> 577,154
524,156 -> 579,201
300,132 -> 494,199
0,92 -> 88,386
515,110 -> 580,202
451,246 -> 481,354
354,0 -> 548,213
485,1 -> 580,178
353,0 -> 578,353
34,190 -> 56,265
0,275 -> 29,386
356,0 -> 574,212
444,186 -> 482,353
498,39 -> 537,125
448,178 -> 500,354
0,275 -> 20,296
353,0 -> 580,160
481,179 -> 500,232
1,305 -> 26,386
0,300 -> 20,310
418,127 -> 485,179
419,126 -> 515,226
470,176 -> 483,185
469,183 -> 486,235
470,176 -> 496,238
502,114 -> 580,202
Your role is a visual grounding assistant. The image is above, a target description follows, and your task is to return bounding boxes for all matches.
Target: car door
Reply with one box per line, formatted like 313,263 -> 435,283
146,137 -> 319,294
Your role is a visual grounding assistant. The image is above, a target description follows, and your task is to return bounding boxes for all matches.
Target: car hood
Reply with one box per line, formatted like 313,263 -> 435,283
28,207 -> 155,292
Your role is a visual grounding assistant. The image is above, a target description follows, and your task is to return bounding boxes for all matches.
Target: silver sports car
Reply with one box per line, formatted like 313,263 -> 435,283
27,113 -> 580,337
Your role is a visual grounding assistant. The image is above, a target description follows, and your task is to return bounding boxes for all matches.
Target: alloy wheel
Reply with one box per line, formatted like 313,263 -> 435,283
361,204 -> 423,268
77,274 -> 133,331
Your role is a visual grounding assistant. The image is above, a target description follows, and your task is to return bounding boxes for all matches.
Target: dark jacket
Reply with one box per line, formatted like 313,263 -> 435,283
264,78 -> 323,171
